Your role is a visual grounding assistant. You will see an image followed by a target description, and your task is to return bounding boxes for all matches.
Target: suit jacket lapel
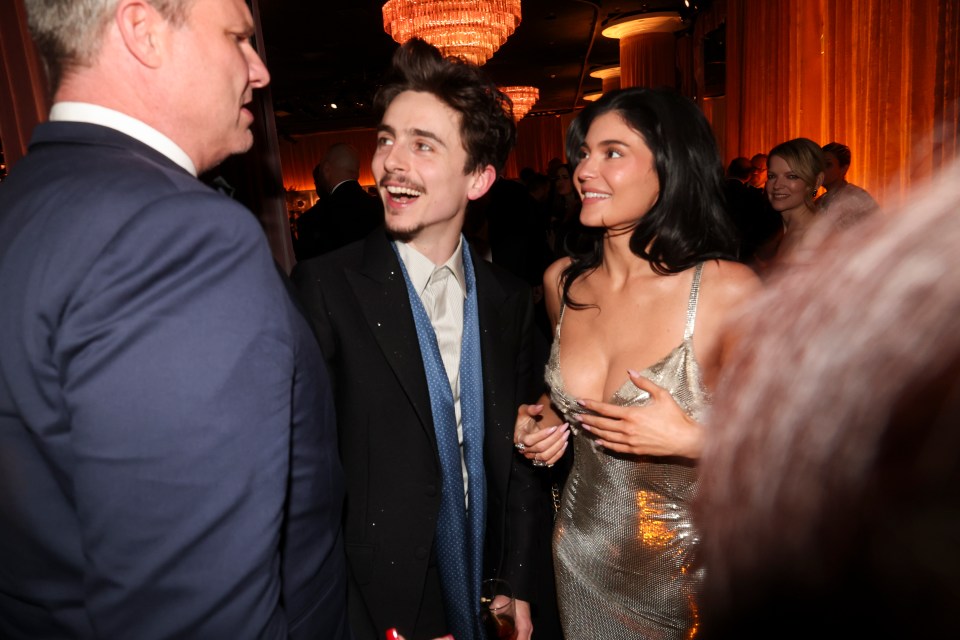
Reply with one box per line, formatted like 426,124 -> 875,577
345,231 -> 436,441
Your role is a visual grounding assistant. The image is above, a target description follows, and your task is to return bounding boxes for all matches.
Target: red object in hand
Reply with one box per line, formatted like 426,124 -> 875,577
385,629 -> 400,640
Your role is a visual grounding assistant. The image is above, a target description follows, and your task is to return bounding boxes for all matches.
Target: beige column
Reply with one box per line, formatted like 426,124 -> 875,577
589,65 -> 622,95
602,12 -> 685,90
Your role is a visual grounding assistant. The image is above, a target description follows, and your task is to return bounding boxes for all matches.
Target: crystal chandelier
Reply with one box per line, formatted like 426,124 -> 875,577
382,0 -> 522,66
500,86 -> 540,121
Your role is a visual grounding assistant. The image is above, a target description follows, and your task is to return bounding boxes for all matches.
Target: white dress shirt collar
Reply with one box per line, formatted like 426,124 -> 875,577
394,236 -> 468,299
49,102 -> 197,177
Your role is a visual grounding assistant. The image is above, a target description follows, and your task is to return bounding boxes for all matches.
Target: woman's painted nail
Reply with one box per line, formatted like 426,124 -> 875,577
385,629 -> 400,640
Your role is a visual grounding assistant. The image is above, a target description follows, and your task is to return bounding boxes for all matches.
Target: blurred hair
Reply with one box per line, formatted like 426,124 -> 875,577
750,153 -> 767,166
373,38 -> 516,176
822,141 -> 852,167
548,162 -> 572,181
697,157 -> 960,637
767,137 -> 825,210
560,87 -> 737,308
25,0 -> 192,93
726,157 -> 755,181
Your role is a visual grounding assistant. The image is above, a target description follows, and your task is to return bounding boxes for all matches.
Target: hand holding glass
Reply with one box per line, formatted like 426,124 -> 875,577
480,578 -> 517,640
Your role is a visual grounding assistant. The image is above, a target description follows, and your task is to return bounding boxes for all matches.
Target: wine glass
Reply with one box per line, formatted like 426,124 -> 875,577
479,578 -> 517,640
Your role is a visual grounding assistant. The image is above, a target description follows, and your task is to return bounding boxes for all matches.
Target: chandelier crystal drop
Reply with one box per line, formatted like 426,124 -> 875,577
382,0 -> 522,66
500,86 -> 540,121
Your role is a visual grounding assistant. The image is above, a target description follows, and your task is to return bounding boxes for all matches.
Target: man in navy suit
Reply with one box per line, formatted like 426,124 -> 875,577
293,39 -> 548,640
0,1 -> 348,638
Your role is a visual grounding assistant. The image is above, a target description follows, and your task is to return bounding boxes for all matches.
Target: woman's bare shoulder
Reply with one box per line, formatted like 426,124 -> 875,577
543,256 -> 573,289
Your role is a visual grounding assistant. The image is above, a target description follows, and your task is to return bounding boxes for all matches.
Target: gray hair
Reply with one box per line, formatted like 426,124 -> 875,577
25,0 -> 192,93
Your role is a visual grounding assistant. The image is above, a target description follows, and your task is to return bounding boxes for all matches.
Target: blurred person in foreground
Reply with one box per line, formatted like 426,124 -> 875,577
293,39 -> 544,640
0,0 -> 347,637
697,156 -> 960,638
513,87 -> 760,639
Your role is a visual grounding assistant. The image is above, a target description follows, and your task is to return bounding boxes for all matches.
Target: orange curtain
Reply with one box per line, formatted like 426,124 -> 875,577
725,0 -> 959,207
277,129 -> 379,191
0,0 -> 49,170
508,115 -> 566,177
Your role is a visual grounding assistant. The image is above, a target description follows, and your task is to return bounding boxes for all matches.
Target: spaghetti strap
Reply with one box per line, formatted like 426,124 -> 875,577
556,303 -> 567,338
684,263 -> 704,341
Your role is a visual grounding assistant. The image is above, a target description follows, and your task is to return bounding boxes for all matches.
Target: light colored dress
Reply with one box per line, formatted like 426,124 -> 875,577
546,263 -> 707,639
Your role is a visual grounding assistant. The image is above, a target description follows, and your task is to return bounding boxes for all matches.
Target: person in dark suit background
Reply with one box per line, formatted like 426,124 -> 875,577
295,142 -> 384,260
0,1 -> 348,638
723,156 -> 783,267
293,39 -> 546,640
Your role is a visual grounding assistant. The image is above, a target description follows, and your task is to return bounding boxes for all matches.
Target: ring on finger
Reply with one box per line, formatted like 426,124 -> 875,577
515,441 -> 526,453
533,458 -> 548,468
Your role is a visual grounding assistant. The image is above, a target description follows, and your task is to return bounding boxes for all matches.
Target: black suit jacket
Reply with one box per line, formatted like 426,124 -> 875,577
296,180 -> 384,261
292,229 -> 542,638
723,178 -> 782,263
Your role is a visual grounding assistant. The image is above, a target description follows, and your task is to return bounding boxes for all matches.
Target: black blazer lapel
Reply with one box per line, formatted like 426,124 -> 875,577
473,254 -> 518,484
346,232 -> 436,442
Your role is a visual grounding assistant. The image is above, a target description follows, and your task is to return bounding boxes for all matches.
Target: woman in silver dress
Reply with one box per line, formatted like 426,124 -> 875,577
513,87 -> 760,639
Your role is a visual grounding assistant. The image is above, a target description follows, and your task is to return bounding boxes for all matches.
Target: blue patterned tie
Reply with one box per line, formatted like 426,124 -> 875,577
393,239 -> 486,640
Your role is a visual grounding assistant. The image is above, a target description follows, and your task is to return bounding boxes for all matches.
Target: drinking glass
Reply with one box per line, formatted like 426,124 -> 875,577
479,578 -> 517,640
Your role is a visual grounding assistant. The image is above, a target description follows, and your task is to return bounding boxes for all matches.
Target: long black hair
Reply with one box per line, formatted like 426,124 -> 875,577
561,87 -> 738,308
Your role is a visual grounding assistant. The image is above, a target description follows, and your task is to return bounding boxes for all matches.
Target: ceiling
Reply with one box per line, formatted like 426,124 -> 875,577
257,0 -> 714,138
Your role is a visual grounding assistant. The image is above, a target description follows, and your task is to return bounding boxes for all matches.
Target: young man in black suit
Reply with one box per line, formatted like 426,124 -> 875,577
293,39 -> 544,640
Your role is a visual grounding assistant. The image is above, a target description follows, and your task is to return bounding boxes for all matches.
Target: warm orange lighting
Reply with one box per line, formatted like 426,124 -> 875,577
500,86 -> 539,121
589,65 -> 621,81
382,0 -> 522,66
583,92 -> 603,102
601,11 -> 684,39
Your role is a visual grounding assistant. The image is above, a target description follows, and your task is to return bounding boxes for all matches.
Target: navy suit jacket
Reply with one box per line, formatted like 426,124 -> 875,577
0,122 -> 349,639
291,230 -> 544,638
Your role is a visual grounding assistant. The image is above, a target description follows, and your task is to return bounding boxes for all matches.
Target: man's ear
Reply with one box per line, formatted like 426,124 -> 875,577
815,171 -> 825,191
466,164 -> 497,201
115,0 -> 167,69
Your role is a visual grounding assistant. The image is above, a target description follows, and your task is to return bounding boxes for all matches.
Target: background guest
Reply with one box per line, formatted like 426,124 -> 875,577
818,141 -> 879,229
748,152 -> 768,188
545,162 -> 583,258
723,156 -> 782,267
295,142 -> 383,261
760,138 -> 825,273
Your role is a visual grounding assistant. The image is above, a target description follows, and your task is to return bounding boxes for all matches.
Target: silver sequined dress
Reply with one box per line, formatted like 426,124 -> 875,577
546,263 -> 706,639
